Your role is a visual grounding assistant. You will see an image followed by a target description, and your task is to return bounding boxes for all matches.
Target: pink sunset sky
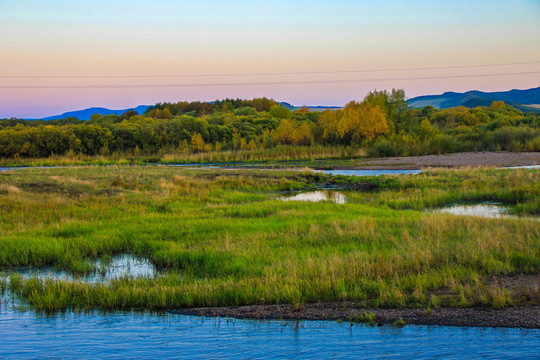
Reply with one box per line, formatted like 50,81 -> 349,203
1,0 -> 539,118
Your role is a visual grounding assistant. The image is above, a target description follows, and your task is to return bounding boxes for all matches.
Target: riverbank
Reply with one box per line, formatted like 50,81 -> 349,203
174,303 -> 540,329
349,151 -> 540,170
303,151 -> 540,170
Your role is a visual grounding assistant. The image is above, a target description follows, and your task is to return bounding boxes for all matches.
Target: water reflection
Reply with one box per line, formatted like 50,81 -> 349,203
504,165 -> 540,169
281,191 -> 346,204
430,203 -> 516,219
2,254 -> 156,284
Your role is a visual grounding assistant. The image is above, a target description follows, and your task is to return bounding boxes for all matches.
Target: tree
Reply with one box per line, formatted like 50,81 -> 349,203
190,133 -> 204,152
339,102 -> 389,143
418,119 -> 438,139
317,109 -> 343,144
293,122 -> 314,145
120,110 -> 139,120
269,105 -> 292,119
490,101 -> 505,111
273,119 -> 295,145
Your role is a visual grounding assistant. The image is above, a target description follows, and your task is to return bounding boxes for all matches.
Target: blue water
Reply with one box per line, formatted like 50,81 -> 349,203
0,307 -> 538,359
0,167 -> 22,172
320,169 -> 422,176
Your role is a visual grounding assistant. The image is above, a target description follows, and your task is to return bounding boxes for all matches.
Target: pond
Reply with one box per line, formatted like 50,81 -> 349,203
2,254 -> 156,284
280,191 -> 347,204
0,308 -> 537,359
430,203 -> 517,219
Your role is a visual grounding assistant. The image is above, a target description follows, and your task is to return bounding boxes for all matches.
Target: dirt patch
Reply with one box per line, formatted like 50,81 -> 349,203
172,303 -> 540,329
486,273 -> 540,303
354,152 -> 540,170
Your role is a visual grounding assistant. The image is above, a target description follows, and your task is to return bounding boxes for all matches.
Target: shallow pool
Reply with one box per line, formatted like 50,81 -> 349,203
430,203 -> 516,219
2,254 -> 156,284
280,191 -> 347,204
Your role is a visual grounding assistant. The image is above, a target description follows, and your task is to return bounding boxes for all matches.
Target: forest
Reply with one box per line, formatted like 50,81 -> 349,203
1,90 -> 539,159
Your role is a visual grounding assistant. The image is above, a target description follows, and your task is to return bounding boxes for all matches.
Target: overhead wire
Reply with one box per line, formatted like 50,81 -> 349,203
0,71 -> 538,89
0,61 -> 539,79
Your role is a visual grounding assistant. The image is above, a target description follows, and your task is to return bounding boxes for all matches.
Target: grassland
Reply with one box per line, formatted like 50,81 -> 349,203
0,165 -> 538,313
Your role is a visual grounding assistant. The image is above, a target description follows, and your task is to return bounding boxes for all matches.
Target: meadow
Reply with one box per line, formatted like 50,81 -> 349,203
0,165 -> 538,311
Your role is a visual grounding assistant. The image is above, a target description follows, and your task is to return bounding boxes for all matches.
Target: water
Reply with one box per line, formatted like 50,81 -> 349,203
0,309 -> 537,359
504,165 -> 540,169
0,167 -> 22,172
2,254 -> 156,284
281,191 -> 347,204
319,169 -> 423,177
430,203 -> 517,219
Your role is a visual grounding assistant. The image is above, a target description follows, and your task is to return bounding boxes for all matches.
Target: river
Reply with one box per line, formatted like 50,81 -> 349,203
0,307 -> 538,359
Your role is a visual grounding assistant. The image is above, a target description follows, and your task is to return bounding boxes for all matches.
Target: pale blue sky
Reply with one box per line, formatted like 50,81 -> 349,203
1,0 -> 539,117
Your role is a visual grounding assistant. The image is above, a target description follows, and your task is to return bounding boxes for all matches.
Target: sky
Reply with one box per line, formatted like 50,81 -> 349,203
1,0 -> 539,118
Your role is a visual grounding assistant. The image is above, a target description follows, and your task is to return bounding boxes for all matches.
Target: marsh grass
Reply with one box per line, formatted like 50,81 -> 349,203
0,165 -> 538,311
0,145 -> 365,168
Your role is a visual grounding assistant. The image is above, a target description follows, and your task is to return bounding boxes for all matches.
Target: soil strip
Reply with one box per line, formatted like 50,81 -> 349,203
352,151 -> 540,170
172,303 -> 540,329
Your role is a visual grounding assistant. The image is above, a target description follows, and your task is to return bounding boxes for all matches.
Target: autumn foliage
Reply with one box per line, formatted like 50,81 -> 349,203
0,91 -> 538,158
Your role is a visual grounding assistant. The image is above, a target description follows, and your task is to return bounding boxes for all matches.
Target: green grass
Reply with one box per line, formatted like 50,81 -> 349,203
0,165 -> 538,311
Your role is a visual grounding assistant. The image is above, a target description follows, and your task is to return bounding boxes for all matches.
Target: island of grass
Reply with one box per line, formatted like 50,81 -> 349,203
0,163 -> 538,327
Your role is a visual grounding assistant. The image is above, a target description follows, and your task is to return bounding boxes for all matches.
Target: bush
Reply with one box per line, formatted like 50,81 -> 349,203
424,134 -> 459,154
367,139 -> 402,157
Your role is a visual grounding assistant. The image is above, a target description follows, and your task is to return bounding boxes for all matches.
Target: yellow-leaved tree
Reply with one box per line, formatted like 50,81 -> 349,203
339,101 -> 389,143
190,133 -> 204,152
293,122 -> 314,146
273,119 -> 295,145
317,109 -> 343,143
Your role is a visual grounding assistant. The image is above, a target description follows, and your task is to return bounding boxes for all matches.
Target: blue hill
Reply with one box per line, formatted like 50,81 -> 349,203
38,105 -> 150,120
407,87 -> 540,112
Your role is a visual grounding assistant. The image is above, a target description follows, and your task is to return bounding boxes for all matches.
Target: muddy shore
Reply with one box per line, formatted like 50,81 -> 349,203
351,151 -> 540,170
172,303 -> 540,329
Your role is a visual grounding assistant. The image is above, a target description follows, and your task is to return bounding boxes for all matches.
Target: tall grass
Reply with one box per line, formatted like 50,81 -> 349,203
0,145 -> 365,167
0,165 -> 538,311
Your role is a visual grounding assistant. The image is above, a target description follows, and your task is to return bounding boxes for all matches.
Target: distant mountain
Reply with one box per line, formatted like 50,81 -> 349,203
29,88 -> 540,120
407,87 -> 540,112
38,105 -> 150,120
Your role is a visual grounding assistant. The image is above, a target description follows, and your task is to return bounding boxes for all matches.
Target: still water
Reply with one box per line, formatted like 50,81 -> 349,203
3,254 -> 156,284
430,203 -> 515,219
319,169 -> 422,176
281,191 -> 347,204
0,308 -> 538,359
429,202 -> 539,221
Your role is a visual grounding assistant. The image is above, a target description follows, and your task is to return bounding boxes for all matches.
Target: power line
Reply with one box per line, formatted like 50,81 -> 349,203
0,71 -> 538,89
1,61 -> 539,79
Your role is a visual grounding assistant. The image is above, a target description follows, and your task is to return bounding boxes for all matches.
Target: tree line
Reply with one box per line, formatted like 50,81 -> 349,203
1,91 -> 539,159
